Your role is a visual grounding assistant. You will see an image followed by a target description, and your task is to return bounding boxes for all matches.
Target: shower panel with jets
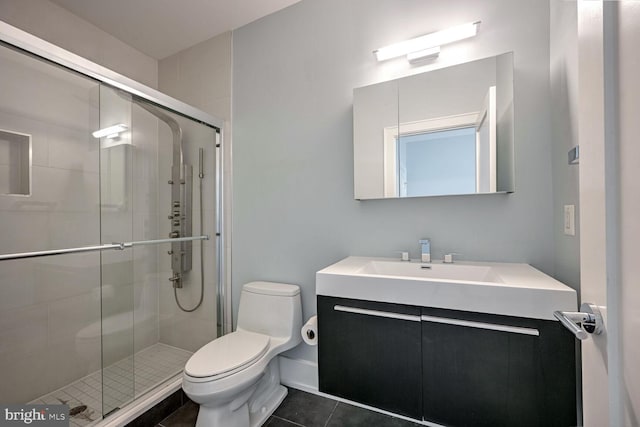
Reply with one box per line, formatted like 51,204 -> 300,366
134,100 -> 206,312
0,21 -> 224,425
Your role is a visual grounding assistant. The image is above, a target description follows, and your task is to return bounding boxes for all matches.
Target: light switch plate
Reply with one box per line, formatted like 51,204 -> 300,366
564,205 -> 575,236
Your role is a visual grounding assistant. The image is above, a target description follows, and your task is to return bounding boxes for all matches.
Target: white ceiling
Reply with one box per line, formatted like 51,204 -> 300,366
49,0 -> 301,59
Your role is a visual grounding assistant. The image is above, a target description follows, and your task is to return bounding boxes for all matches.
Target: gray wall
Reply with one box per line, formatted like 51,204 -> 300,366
550,0 -> 580,291
232,0 -> 553,363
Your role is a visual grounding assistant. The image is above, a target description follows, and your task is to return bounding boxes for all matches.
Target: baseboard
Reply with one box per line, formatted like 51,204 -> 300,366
278,355 -> 318,393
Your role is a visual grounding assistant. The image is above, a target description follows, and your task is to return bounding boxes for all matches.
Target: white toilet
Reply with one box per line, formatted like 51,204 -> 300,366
182,281 -> 303,427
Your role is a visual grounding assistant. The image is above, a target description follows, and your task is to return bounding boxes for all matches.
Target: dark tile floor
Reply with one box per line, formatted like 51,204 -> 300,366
157,388 -> 423,427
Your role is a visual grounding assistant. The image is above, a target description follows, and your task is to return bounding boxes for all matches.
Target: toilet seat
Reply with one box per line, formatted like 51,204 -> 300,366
185,331 -> 270,380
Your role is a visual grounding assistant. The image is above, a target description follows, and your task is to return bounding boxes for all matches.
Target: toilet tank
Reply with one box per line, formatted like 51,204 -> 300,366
237,282 -> 302,343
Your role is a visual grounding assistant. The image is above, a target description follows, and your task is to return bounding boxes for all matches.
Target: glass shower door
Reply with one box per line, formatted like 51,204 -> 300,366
0,36 -> 220,424
98,85 -> 135,416
97,87 -> 219,415
0,41 -> 104,423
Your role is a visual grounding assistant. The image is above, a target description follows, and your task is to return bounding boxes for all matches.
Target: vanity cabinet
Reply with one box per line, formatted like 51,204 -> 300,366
317,296 -> 422,419
317,296 -> 577,427
421,307 -> 576,427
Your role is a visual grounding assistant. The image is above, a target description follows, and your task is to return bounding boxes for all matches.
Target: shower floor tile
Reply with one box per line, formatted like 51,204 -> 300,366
30,343 -> 192,427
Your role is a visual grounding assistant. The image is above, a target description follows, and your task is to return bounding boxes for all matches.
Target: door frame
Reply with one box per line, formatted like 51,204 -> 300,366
577,1 -> 626,425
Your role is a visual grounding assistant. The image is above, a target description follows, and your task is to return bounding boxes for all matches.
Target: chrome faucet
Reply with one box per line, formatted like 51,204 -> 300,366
419,238 -> 431,263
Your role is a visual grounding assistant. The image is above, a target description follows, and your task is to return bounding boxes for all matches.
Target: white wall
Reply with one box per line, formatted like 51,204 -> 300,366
0,0 -> 158,88
617,3 -> 640,423
232,0 -> 554,364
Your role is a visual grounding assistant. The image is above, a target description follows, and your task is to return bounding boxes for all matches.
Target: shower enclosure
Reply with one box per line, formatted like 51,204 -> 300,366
0,23 -> 224,425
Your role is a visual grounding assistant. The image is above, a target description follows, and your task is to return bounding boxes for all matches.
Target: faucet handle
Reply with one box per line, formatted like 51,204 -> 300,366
443,253 -> 460,263
419,238 -> 431,263
394,251 -> 410,261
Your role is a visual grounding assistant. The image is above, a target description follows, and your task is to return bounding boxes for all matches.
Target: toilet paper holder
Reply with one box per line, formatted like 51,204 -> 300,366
301,315 -> 318,345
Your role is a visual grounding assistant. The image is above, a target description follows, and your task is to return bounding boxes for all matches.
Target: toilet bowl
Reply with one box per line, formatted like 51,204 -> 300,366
183,281 -> 303,427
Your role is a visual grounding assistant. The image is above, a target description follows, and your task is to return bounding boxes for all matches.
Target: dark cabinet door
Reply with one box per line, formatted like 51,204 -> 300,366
318,296 -> 422,419
421,308 -> 576,427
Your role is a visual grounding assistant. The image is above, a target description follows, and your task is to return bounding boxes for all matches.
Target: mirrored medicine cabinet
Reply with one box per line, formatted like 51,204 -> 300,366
353,52 -> 515,200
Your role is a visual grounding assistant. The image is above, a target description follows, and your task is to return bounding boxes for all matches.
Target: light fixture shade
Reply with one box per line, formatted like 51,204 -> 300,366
374,21 -> 480,62
407,46 -> 441,63
92,124 -> 128,139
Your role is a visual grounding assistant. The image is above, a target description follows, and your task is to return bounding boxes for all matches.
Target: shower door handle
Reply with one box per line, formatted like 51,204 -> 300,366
0,235 -> 209,261
553,303 -> 603,340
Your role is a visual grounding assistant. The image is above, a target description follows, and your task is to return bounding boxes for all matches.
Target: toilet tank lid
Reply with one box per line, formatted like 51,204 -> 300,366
243,281 -> 300,297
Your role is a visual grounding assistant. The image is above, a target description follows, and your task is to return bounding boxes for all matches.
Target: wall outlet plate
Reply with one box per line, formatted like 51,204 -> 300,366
564,205 -> 575,236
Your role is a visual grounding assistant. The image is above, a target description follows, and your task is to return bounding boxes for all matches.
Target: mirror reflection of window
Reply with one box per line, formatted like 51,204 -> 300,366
398,127 -> 476,197
383,86 -> 497,198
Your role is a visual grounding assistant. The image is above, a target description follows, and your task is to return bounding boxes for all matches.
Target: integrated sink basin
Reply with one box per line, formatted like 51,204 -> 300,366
316,256 -> 577,320
357,259 -> 502,282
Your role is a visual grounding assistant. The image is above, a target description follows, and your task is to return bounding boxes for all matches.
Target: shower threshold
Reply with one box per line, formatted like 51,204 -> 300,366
29,343 -> 192,427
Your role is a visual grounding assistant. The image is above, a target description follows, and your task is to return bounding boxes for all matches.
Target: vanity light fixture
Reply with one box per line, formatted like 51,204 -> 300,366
407,46 -> 441,63
374,21 -> 481,62
92,123 -> 128,139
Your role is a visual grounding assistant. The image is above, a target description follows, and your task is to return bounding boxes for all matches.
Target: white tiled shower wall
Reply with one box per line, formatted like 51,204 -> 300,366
158,30 -> 232,335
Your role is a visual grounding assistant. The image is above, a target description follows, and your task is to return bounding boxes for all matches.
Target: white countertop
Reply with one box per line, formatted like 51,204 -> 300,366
316,256 -> 577,321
